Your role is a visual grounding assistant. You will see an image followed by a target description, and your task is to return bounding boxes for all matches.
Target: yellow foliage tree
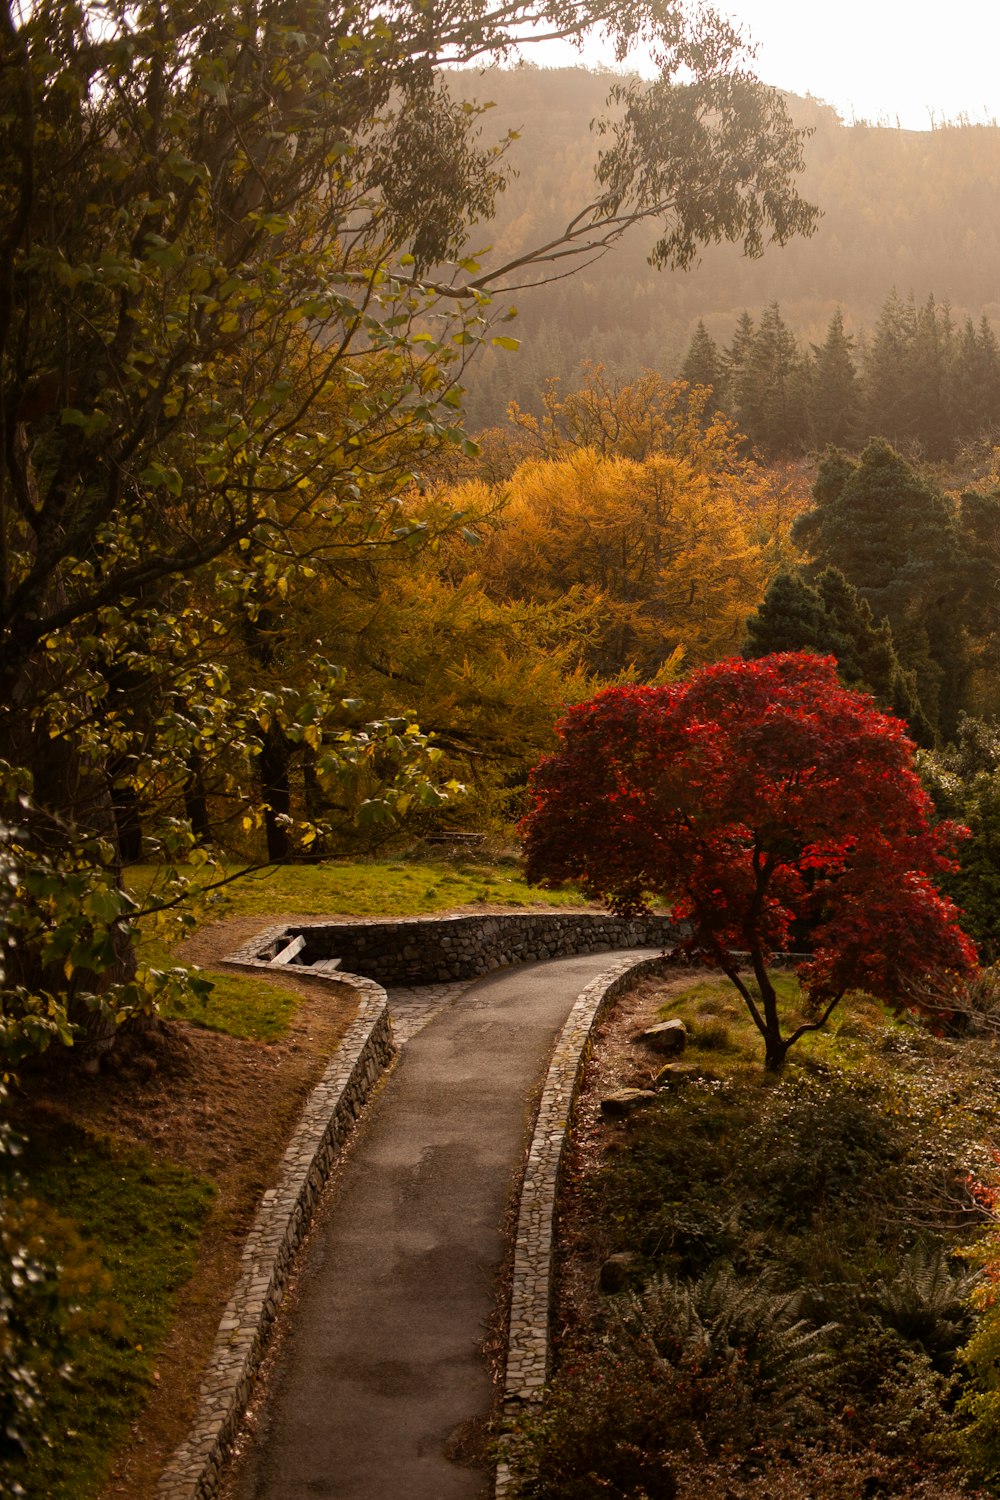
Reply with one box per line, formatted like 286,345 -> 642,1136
458,444 -> 807,674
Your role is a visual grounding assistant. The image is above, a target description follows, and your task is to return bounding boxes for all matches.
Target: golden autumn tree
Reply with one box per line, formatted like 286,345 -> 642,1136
439,370 -> 810,675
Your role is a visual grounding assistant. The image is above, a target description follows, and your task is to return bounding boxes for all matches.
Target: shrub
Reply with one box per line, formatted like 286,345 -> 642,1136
612,1266 -> 835,1447
505,1352 -> 678,1499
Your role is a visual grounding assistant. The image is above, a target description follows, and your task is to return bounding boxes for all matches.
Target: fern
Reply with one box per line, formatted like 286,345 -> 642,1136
868,1241 -> 978,1364
612,1264 -> 836,1422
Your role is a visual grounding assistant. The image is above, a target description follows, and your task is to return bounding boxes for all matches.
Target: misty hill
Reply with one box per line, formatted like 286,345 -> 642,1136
445,66 -> 1000,427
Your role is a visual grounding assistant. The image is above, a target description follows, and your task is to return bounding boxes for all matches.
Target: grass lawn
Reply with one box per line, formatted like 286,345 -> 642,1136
157,969 -> 303,1042
5,1122 -> 213,1500
505,971 -> 1000,1499
128,851 -> 589,923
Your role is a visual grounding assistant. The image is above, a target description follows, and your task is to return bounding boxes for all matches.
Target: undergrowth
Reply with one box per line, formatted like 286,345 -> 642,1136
505,975 -> 1000,1499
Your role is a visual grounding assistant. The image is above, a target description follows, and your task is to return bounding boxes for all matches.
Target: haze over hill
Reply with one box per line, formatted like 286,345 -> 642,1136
448,67 -> 1000,427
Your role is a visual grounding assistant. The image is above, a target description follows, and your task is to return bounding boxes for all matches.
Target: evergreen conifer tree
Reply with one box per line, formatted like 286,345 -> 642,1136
680,320 -> 725,405
742,302 -> 810,454
863,290 -> 916,446
793,439 -> 966,737
810,309 -> 862,449
742,564 -> 932,741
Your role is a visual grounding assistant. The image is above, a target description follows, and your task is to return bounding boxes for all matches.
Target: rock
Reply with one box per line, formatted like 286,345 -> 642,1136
653,1064 -> 705,1089
639,1018 -> 687,1055
600,1088 -> 658,1119
599,1251 -> 640,1294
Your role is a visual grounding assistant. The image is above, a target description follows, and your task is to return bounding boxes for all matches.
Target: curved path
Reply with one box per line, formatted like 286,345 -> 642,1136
224,949 -> 652,1499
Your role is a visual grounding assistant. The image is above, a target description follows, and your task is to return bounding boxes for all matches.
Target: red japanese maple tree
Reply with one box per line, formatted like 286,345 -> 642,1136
522,653 -> 977,1069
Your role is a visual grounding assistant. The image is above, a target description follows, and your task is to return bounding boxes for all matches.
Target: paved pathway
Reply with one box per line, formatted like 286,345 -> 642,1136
224,950 -> 651,1499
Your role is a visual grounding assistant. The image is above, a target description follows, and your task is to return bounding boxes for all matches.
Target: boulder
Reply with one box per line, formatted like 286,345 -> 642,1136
639,1018 -> 687,1055
599,1088 -> 658,1119
599,1251 -> 640,1294
653,1063 -> 705,1089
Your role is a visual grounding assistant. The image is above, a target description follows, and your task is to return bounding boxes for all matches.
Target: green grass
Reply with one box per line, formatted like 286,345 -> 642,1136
158,968 -> 302,1042
125,853 -> 588,1047
662,972 -> 908,1075
127,853 -> 588,924
8,1121 -> 213,1500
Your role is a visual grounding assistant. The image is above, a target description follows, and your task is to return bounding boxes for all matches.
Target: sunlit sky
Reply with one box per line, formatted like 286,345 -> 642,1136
527,0 -> 1000,130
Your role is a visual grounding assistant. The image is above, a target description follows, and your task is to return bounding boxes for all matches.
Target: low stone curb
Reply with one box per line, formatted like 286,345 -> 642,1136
156,965 -> 393,1500
495,951 -> 672,1499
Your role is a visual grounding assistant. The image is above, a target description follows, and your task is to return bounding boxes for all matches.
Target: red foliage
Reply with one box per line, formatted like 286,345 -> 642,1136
522,654 -> 976,1058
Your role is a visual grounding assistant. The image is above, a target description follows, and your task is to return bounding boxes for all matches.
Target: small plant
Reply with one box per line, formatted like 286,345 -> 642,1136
690,1016 -> 734,1051
505,1352 -> 678,1499
867,1241 -> 978,1367
613,1264 -> 836,1440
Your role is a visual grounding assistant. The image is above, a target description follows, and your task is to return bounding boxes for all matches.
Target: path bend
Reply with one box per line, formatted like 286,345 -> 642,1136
223,948 -> 653,1500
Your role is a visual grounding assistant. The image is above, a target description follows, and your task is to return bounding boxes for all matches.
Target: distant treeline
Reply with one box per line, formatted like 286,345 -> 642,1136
680,293 -> 1000,460
448,67 -> 1000,429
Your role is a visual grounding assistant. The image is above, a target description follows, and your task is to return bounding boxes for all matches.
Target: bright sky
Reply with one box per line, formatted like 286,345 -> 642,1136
529,0 -> 1000,130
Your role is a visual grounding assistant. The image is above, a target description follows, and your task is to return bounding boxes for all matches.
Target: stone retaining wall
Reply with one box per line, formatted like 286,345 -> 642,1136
157,974 -> 393,1500
159,912 -> 677,1500
495,952 -> 673,1499
228,910 -> 678,986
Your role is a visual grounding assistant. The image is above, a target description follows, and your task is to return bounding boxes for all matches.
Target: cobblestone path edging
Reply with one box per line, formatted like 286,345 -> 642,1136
156,959 -> 393,1500
495,951 -> 673,1499
157,921 -> 671,1500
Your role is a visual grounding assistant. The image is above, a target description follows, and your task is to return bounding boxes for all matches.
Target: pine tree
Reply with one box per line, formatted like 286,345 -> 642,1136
906,295 -> 955,460
810,309 -> 862,449
725,310 -> 757,439
680,320 -> 724,402
863,290 -> 916,447
793,440 -> 967,737
742,571 -> 830,659
742,564 -> 931,741
742,302 -> 810,455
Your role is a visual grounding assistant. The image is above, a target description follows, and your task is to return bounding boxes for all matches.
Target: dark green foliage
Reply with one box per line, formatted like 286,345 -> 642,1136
613,1267 -> 835,1432
0,1089 -> 67,1481
505,979 -> 1000,1496
810,308 -> 863,449
742,566 -> 931,740
793,440 -> 969,738
505,1353 -> 679,1499
866,1243 -> 978,1369
922,715 -> 1000,960
742,570 -> 830,658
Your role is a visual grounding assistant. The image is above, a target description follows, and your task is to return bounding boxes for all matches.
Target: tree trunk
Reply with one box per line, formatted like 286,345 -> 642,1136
259,719 -> 292,863
2,651 -> 138,1064
184,749 -> 213,843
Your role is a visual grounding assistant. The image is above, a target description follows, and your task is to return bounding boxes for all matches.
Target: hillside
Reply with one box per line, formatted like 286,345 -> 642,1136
443,66 -> 1000,425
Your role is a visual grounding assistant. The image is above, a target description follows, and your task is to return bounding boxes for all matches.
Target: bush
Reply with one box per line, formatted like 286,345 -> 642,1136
505,1352 -> 678,1499
612,1266 -> 835,1448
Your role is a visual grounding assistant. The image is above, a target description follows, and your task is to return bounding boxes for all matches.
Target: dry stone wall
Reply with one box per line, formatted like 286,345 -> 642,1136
157,975 -> 392,1500
228,910 -> 678,985
494,952 -> 673,1497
